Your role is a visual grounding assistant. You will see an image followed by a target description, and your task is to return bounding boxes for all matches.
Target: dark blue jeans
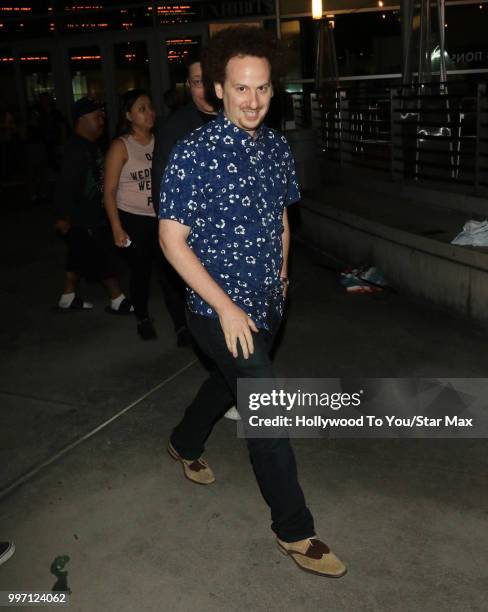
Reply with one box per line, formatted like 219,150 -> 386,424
171,310 -> 315,543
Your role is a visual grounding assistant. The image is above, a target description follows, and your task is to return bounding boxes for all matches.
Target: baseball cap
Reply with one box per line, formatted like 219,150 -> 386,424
72,97 -> 103,122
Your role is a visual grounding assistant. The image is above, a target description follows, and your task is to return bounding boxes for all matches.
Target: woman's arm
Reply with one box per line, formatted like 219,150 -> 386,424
104,138 -> 129,247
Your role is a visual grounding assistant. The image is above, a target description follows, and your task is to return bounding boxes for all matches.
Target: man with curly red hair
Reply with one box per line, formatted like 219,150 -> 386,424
159,26 -> 346,578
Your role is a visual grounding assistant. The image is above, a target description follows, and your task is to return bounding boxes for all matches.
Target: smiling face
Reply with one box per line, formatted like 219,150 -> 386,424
126,94 -> 155,132
214,55 -> 273,138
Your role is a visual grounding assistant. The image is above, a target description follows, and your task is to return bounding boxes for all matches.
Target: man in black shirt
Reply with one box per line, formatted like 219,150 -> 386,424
54,98 -> 130,313
151,53 -> 216,347
152,54 -> 216,210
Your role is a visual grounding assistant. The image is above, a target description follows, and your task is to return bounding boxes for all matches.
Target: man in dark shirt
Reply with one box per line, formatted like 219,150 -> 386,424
159,27 -> 346,578
150,53 -> 216,347
152,53 -> 216,210
54,98 -> 130,313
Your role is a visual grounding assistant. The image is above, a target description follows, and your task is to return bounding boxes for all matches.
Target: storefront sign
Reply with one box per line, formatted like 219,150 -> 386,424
199,0 -> 275,19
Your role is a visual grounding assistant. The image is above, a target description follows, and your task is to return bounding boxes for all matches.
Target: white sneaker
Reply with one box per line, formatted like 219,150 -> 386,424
223,405 -> 241,421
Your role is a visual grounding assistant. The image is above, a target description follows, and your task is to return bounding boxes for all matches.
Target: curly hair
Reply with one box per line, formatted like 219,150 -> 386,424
201,26 -> 283,89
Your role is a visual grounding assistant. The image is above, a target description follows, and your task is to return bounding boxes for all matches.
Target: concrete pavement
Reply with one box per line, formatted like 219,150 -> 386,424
0,199 -> 487,611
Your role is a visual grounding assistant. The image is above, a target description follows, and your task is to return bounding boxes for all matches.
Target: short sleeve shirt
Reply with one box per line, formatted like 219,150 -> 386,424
159,111 -> 300,331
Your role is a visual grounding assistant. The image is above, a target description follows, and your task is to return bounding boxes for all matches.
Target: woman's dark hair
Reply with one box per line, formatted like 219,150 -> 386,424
201,26 -> 284,93
116,89 -> 151,136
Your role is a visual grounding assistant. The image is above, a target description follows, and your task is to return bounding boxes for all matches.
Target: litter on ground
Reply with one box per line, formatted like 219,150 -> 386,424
340,266 -> 389,294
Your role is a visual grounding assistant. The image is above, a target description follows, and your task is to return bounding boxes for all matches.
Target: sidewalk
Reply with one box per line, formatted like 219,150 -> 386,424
0,202 -> 487,611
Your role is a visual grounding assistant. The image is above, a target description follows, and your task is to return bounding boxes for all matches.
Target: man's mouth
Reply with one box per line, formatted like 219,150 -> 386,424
242,110 -> 260,118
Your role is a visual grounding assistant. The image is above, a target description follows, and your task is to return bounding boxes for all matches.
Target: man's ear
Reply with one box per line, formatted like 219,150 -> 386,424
214,82 -> 224,100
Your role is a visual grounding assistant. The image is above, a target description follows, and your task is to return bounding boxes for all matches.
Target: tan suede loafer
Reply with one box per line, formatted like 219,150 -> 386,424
277,537 -> 347,578
167,442 -> 216,485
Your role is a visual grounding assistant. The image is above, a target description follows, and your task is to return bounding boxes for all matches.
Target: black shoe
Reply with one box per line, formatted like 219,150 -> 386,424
105,298 -> 134,316
176,327 -> 192,347
0,542 -> 15,566
137,318 -> 157,341
53,295 -> 93,312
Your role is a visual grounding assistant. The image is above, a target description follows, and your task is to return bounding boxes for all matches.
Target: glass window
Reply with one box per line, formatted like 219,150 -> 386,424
154,3 -> 197,25
69,46 -> 103,101
0,48 -> 16,109
280,0 -> 310,16
281,20 -> 302,80
165,37 -> 201,105
21,52 -> 54,104
444,4 -> 488,71
114,40 -> 150,95
334,11 -> 401,76
59,5 -> 151,34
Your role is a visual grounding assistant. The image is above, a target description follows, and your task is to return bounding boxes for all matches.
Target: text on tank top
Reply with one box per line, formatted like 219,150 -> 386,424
116,134 -> 155,217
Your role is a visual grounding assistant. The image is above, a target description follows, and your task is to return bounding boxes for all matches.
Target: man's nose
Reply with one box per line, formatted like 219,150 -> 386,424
248,90 -> 259,108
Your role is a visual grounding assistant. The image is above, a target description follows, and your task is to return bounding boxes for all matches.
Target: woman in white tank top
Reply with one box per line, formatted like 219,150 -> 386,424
104,90 -> 160,340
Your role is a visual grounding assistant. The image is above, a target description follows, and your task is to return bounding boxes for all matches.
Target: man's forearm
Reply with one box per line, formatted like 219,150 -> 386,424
160,232 -> 234,315
280,209 -> 290,278
160,220 -> 258,358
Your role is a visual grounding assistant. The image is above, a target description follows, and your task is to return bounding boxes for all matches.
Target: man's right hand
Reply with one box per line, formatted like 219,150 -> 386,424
113,226 -> 129,248
217,302 -> 259,360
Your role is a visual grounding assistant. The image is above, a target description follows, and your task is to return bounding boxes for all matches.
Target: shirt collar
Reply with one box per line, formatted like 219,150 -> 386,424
216,111 -> 266,150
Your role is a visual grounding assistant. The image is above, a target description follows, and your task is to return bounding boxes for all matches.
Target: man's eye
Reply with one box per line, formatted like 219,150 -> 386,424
238,86 -> 246,92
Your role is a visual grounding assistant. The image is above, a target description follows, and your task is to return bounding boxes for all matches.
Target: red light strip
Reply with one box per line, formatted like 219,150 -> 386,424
0,56 -> 49,62
70,55 -> 101,60
0,7 -> 32,12
166,38 -> 194,44
65,5 -> 103,10
21,56 -> 49,61
66,22 -> 108,28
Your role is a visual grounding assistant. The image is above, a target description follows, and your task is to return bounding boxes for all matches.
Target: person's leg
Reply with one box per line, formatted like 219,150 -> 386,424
173,312 -> 315,543
57,229 -> 92,310
171,364 -> 235,459
62,271 -> 78,294
82,226 -> 130,311
101,276 -> 124,301
155,246 -> 188,335
119,212 -> 152,319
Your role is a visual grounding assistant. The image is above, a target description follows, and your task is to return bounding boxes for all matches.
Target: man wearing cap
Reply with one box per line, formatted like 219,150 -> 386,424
54,97 -> 130,313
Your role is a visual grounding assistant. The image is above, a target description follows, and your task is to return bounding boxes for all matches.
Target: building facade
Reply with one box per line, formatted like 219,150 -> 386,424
0,1 -> 487,133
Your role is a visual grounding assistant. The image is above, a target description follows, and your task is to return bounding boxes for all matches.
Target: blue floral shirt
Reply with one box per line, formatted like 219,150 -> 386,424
159,112 -> 300,330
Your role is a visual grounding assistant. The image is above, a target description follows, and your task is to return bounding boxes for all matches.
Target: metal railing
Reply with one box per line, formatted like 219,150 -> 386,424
290,81 -> 488,196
